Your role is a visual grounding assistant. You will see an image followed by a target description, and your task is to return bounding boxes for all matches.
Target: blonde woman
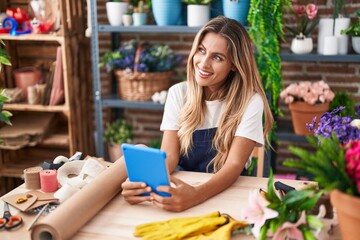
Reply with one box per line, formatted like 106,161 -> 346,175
121,16 -> 273,212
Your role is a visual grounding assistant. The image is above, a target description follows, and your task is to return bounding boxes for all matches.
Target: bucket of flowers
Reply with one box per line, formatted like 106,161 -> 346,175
279,80 -> 335,135
283,105 -> 360,240
99,40 -> 182,101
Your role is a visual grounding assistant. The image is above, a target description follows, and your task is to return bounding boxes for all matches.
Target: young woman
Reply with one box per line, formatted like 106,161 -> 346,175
121,16 -> 274,212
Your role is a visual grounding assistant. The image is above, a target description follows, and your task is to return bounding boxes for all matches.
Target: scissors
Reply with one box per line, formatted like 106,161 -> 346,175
0,202 -> 23,230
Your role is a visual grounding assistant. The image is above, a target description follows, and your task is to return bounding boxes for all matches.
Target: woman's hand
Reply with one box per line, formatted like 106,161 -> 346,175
121,178 -> 152,204
150,176 -> 201,212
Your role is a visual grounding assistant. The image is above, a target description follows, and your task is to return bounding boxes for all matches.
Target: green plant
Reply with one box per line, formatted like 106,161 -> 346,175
182,0 -> 214,5
242,171 -> 323,239
341,10 -> 360,36
248,0 -> 290,117
333,0 -> 348,19
104,119 -> 133,144
329,91 -> 356,116
99,40 -> 182,73
0,39 -> 12,125
148,139 -> 161,149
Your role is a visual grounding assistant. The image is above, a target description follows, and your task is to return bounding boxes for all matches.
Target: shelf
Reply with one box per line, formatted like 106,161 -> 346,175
37,133 -> 69,148
4,103 -> 69,112
280,51 -> 360,62
98,25 -> 201,33
277,132 -> 308,143
0,33 -> 64,43
102,97 -> 164,110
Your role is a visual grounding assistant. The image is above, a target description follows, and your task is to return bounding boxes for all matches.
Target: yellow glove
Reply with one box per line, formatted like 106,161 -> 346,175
134,211 -> 228,240
186,214 -> 249,240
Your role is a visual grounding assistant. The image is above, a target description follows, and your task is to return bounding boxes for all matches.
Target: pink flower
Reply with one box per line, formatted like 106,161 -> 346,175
272,211 -> 306,240
306,4 -> 318,20
293,5 -> 306,17
280,80 -> 334,105
242,190 -> 279,238
345,140 -> 360,190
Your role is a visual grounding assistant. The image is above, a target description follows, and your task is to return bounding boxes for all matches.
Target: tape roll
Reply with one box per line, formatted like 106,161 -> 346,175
54,183 -> 80,203
24,166 -> 43,189
40,170 -> 58,192
57,161 -> 85,187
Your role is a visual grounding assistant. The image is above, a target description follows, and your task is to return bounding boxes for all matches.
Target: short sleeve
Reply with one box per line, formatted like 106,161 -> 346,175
160,82 -> 186,131
235,94 -> 264,146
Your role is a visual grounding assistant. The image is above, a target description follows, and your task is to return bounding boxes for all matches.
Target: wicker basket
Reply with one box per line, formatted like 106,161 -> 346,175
114,42 -> 174,101
115,70 -> 173,101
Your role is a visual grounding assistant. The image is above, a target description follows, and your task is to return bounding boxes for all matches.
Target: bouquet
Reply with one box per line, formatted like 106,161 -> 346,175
242,173 -> 324,239
280,80 -> 335,105
99,40 -> 182,73
286,0 -> 319,37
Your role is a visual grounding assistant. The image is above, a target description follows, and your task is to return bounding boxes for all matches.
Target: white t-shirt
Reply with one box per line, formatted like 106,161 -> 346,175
160,82 -> 265,146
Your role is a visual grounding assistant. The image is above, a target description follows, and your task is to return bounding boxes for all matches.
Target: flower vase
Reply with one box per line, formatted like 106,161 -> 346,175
290,34 -> 313,54
108,143 -> 122,162
330,190 -> 360,240
288,101 -> 329,135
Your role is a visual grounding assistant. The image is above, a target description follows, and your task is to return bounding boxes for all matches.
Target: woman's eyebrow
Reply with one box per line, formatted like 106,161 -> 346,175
200,43 -> 227,58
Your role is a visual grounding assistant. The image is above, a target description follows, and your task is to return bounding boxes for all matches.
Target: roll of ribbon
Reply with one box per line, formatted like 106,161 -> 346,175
40,170 -> 58,192
24,166 -> 43,189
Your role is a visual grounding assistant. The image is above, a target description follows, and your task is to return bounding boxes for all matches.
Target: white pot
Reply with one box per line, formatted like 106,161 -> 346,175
334,18 -> 350,54
323,36 -> 338,55
291,35 -> 313,54
317,18 -> 334,54
133,13 -> 147,26
352,36 -> 360,54
122,14 -> 133,26
106,2 -> 129,26
187,5 -> 210,27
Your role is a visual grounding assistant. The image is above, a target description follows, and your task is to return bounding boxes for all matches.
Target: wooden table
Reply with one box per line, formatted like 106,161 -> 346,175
0,171 -> 340,239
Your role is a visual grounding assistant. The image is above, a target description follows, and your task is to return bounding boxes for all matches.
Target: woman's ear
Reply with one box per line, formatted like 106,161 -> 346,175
231,65 -> 237,72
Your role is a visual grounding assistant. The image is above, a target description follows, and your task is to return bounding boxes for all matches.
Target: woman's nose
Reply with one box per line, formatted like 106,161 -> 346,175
199,55 -> 210,68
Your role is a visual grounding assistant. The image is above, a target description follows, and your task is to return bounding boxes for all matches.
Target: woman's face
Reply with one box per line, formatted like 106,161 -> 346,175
193,32 -> 235,96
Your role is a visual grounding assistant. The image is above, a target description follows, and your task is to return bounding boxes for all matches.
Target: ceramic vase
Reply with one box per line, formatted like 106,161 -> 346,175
288,101 -> 329,135
151,0 -> 182,26
122,14 -> 133,26
187,5 -> 210,27
133,13 -> 147,26
334,17 -> 350,55
222,0 -> 250,25
290,34 -> 313,54
108,143 -> 122,162
106,2 -> 129,26
352,36 -> 360,54
13,66 -> 41,101
330,190 -> 360,240
317,18 -> 335,54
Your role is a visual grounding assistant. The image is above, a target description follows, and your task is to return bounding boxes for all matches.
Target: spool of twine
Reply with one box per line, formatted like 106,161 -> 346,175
40,170 -> 58,192
24,166 -> 43,189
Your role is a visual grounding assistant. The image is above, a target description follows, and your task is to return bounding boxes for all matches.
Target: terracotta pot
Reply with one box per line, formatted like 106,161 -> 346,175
13,66 -> 41,101
330,190 -> 360,240
107,143 -> 122,162
288,101 -> 329,135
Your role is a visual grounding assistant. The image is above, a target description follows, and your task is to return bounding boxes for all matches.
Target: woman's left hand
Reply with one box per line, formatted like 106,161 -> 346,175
151,176 -> 200,212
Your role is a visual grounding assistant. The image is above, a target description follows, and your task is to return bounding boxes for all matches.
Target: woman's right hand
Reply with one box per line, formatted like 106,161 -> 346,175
121,178 -> 152,204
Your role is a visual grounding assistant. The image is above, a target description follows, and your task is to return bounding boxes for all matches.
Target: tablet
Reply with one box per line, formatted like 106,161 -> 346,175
121,143 -> 171,197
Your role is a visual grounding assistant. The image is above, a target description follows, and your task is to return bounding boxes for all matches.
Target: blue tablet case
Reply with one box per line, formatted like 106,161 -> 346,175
121,143 -> 171,197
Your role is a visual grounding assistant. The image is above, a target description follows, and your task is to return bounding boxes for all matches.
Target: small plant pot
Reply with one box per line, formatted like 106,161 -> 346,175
187,5 -> 210,27
13,66 -> 41,101
107,143 -> 122,162
352,36 -> 360,54
133,13 -> 147,26
291,35 -> 313,54
122,14 -> 133,26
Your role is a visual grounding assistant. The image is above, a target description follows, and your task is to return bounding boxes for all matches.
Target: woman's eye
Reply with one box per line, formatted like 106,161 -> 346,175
213,55 -> 222,61
198,47 -> 205,54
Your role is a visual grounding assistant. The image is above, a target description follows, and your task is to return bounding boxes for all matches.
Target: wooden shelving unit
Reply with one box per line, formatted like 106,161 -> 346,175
0,0 -> 95,194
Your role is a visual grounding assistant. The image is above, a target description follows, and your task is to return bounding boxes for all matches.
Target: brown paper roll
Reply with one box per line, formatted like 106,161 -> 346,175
31,159 -> 127,239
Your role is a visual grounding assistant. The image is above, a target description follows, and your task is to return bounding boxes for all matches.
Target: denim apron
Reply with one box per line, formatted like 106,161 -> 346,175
178,128 -> 251,176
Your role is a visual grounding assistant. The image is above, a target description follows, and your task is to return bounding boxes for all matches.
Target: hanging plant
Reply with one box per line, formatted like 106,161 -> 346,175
248,0 -> 290,117
0,39 -> 12,125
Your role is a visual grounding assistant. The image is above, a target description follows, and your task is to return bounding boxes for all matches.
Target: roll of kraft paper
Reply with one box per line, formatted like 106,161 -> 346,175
40,170 -> 58,192
24,166 -> 43,189
31,159 -> 128,240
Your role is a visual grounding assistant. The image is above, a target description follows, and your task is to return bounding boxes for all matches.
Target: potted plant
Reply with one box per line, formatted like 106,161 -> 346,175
341,10 -> 360,54
99,40 -> 182,101
285,1 -> 319,54
106,0 -> 130,26
182,0 -> 214,27
0,39 -> 12,126
130,0 -> 149,26
104,119 -> 133,162
279,80 -> 335,135
283,105 -> 360,240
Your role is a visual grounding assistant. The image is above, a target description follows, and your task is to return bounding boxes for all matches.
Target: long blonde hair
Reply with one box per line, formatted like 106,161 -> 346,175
177,16 -> 274,173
